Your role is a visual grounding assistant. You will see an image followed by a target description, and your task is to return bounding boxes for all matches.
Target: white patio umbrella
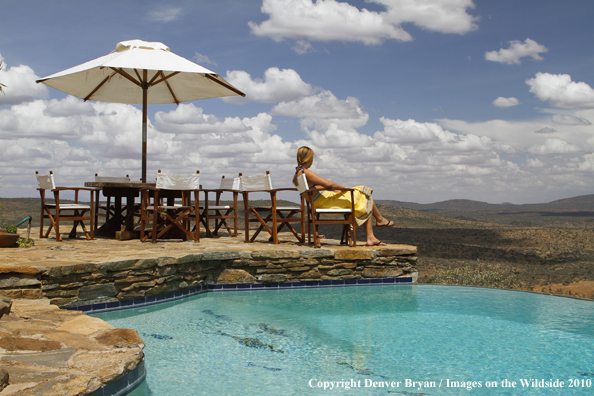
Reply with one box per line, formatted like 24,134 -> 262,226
37,39 -> 245,182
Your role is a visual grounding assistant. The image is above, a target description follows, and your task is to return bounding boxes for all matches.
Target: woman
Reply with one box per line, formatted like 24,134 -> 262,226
292,146 -> 394,246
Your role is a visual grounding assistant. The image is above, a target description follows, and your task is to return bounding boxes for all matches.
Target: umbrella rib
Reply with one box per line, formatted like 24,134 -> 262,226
164,78 -> 179,105
109,67 -> 142,88
150,71 -> 180,87
148,71 -> 163,86
133,69 -> 143,83
84,70 -> 117,101
205,74 -> 246,97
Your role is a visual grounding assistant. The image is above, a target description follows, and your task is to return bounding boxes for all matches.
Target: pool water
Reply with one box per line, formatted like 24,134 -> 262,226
93,285 -> 594,395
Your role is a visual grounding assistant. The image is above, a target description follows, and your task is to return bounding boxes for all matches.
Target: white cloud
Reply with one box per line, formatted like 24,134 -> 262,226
292,40 -> 315,55
194,53 -> 217,66
249,0 -> 477,49
44,96 -> 96,117
379,0 -> 478,34
154,103 -> 251,136
272,91 -> 369,133
492,97 -> 519,108
308,124 -> 374,148
535,127 -> 556,134
485,38 -> 548,65
0,60 -> 48,105
551,114 -> 592,126
526,72 -> 594,109
147,6 -> 182,22
527,138 -> 581,155
223,67 -> 314,104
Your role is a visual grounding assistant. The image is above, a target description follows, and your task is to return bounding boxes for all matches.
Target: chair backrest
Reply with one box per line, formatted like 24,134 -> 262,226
240,173 -> 273,191
156,172 -> 200,190
296,173 -> 309,194
219,176 -> 241,190
95,174 -> 130,183
36,171 -> 56,190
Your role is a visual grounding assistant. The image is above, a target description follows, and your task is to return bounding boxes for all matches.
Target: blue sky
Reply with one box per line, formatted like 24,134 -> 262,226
1,0 -> 594,204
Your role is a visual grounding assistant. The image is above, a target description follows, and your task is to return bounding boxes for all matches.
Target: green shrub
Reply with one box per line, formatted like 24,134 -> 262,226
15,237 -> 34,248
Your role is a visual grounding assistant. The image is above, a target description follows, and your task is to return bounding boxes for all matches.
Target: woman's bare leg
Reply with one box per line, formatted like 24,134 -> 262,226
371,202 -> 393,226
364,217 -> 384,246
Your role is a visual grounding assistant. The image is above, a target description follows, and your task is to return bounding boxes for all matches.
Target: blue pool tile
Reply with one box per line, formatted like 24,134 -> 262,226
164,291 -> 176,300
369,278 -> 382,284
331,280 -> 345,286
383,277 -> 396,284
319,280 -> 332,286
133,298 -> 145,306
236,284 -> 251,289
357,279 -> 370,284
91,303 -> 106,311
344,279 -> 357,285
120,299 -> 134,307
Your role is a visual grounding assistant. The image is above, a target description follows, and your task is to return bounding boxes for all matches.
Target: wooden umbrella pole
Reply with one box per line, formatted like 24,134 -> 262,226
142,69 -> 148,183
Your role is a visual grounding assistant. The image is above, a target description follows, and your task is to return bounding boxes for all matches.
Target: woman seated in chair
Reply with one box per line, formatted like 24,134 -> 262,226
292,146 -> 394,246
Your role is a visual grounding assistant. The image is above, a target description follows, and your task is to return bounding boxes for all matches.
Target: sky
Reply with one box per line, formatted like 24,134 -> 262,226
1,0 -> 594,204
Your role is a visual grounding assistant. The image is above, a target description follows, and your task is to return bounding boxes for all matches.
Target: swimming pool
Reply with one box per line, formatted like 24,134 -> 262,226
94,285 -> 594,395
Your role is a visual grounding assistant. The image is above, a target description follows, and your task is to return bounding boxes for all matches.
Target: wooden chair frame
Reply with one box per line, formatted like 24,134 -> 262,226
36,171 -> 95,242
296,173 -> 357,248
140,171 -> 201,243
201,175 -> 240,237
241,171 -> 305,244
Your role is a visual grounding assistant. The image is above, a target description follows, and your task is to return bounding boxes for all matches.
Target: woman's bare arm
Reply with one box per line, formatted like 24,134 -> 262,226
303,169 -> 348,190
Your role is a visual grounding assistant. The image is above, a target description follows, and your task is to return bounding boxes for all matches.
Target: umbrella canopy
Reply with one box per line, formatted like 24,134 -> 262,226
37,39 -> 245,182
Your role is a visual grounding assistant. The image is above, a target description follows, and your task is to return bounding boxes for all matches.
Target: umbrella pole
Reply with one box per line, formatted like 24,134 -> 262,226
142,70 -> 148,183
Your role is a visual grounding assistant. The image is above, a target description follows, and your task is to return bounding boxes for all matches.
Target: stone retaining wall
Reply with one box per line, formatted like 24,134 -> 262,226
0,246 -> 417,307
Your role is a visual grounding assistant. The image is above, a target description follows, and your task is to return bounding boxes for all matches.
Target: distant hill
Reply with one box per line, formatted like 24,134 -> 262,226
376,194 -> 594,227
376,194 -> 594,211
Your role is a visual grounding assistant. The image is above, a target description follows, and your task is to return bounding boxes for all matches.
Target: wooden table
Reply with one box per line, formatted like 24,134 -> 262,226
85,181 -> 156,239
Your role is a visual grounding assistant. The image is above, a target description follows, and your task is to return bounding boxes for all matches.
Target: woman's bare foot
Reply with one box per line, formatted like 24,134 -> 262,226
366,238 -> 386,246
376,218 -> 395,227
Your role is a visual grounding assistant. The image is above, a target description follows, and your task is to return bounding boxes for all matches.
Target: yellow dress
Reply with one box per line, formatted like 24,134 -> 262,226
313,186 -> 374,228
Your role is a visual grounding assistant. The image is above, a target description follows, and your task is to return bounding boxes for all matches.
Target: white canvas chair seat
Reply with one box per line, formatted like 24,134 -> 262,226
36,171 -> 95,242
45,203 -> 91,210
296,173 -> 356,248
241,171 -> 305,244
276,205 -> 302,211
140,170 -> 200,243
201,175 -> 240,237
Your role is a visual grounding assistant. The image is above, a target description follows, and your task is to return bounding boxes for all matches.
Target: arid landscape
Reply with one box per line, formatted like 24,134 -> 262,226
2,195 -> 594,299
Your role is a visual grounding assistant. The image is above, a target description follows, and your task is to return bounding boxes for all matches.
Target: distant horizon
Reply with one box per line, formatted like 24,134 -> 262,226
1,1 -> 594,204
3,192 -> 593,207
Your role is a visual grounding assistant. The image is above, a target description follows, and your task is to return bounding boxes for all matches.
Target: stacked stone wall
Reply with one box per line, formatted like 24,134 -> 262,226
0,247 -> 417,307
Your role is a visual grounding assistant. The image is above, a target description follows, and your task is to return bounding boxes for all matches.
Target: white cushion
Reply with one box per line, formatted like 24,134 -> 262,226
316,208 -> 351,213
